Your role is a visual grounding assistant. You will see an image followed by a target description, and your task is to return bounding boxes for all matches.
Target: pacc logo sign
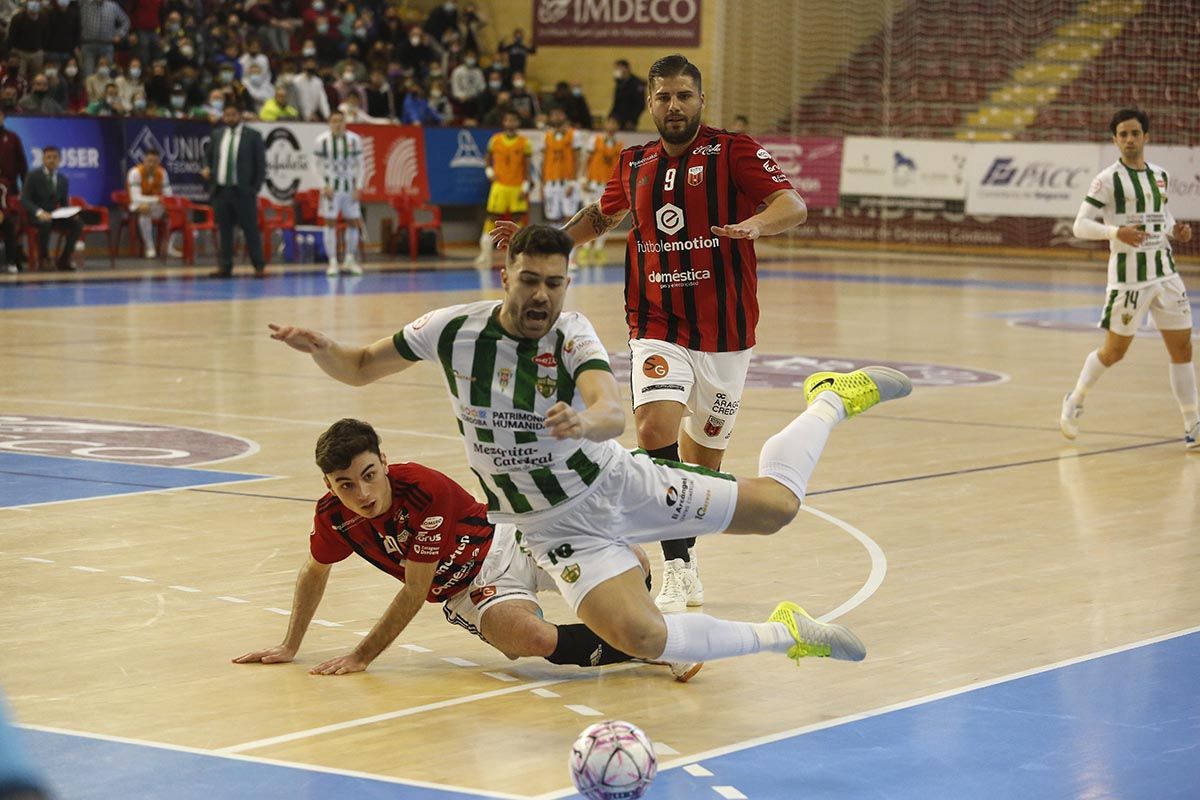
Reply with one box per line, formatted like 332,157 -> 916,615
981,158 -> 1088,189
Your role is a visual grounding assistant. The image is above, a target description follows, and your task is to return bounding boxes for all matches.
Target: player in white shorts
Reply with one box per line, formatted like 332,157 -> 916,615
313,111 -> 364,277
1064,108 -> 1198,449
270,225 -> 914,671
126,148 -> 173,259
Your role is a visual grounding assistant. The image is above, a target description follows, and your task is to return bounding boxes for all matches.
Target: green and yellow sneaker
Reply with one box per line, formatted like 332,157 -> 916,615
803,366 -> 912,417
767,601 -> 867,663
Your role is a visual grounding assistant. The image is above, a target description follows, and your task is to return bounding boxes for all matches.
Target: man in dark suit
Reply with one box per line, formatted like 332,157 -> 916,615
201,102 -> 267,278
20,145 -> 82,272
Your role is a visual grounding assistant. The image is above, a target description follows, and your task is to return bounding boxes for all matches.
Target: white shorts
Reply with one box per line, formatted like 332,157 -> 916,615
628,339 -> 753,450
542,180 -> 581,221
319,191 -> 362,222
1100,275 -> 1192,336
518,449 -> 739,612
441,523 -> 558,640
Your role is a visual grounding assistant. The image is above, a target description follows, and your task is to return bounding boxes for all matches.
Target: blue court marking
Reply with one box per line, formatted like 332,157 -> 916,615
0,264 -> 1119,312
15,630 -> 1200,799
0,452 -> 269,508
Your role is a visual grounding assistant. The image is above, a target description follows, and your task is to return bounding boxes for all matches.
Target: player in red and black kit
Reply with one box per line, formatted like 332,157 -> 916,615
234,418 -> 699,681
490,54 -> 808,613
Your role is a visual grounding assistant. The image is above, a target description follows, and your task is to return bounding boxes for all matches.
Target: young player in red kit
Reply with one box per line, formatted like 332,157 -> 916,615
234,418 -> 698,680
490,54 -> 808,612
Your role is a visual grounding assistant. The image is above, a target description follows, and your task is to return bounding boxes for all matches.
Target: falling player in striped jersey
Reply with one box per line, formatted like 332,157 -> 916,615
1065,109 -> 1197,448
270,224 -> 916,672
578,115 -> 623,265
313,111 -> 365,277
491,55 -> 809,614
234,418 -> 698,680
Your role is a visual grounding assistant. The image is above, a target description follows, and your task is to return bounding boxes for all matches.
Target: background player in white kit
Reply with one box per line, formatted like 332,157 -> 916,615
313,111 -> 365,277
269,224 -> 915,671
126,148 -> 173,259
1065,108 -> 1197,448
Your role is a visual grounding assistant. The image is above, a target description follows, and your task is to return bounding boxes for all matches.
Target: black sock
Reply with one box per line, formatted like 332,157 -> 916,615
646,444 -> 693,562
546,623 -> 633,667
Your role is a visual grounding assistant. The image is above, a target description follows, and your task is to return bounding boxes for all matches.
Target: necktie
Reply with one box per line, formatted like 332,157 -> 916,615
224,128 -> 237,185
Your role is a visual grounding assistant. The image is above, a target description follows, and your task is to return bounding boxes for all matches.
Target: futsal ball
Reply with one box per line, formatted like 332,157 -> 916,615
568,719 -> 658,800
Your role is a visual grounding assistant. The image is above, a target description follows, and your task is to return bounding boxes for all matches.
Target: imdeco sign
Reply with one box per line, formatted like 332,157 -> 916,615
534,0 -> 702,46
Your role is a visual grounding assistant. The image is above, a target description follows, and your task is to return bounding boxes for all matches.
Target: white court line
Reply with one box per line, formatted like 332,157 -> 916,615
530,688 -> 559,698
17,723 -> 528,800
399,643 -> 432,652
713,787 -> 748,799
311,619 -> 342,628
654,743 -> 679,756
216,596 -> 248,604
264,607 -> 290,616
799,505 -> 887,623
483,672 -> 519,682
168,585 -> 202,593
71,566 -> 103,573
217,678 -> 571,754
443,657 -> 479,667
564,705 -> 603,717
657,624 -> 1200,775
0,396 -> 462,442
121,576 -> 154,583
21,556 -> 53,563
683,764 -> 712,777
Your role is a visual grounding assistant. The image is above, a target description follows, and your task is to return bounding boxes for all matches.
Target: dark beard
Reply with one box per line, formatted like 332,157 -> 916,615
656,114 -> 700,145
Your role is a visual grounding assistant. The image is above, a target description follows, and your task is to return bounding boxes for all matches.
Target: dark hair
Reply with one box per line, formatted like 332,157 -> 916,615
315,418 -> 382,474
507,224 -> 574,266
614,59 -> 630,69
143,147 -> 160,156
648,54 -> 702,93
1110,108 -> 1149,135
734,114 -> 749,125
42,145 -> 59,154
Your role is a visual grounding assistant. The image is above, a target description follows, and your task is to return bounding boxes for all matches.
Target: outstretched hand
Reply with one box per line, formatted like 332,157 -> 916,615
711,221 -> 761,240
232,644 -> 296,665
309,652 -> 370,676
489,220 -> 521,251
1173,222 -> 1193,243
268,323 -> 332,353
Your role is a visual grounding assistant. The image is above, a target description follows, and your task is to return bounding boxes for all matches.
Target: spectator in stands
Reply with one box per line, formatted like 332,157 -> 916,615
508,72 -> 538,126
335,44 -> 367,85
0,55 -> 28,99
85,81 -> 125,115
213,43 -> 243,78
200,87 -> 229,123
8,0 -> 48,78
398,27 -> 440,78
244,62 -> 273,112
144,58 -> 170,107
42,60 -> 65,107
374,5 -> 404,48
44,0 -> 81,69
126,147 -> 171,258
0,108 -> 27,273
293,56 -> 331,121
247,0 -> 294,56
258,82 -> 298,122
22,144 -> 82,271
482,89 -> 512,128
365,39 -> 390,73
131,90 -> 148,115
299,37 -> 317,62
128,0 -> 162,66
450,49 -> 484,122
161,82 -> 189,118
17,72 -> 61,113
427,79 -> 451,121
424,1 -> 459,42
239,37 -> 270,82
459,3 -> 486,53
548,81 -> 585,130
116,57 -> 144,108
0,87 -> 18,111
364,68 -> 399,121
338,90 -> 384,125
85,56 -> 114,102
401,85 -> 441,126
498,27 -> 534,76
167,36 -> 198,72
59,57 -> 85,111
730,114 -> 749,133
313,15 -> 342,63
610,58 -> 645,130
332,68 -> 360,106
79,0 -> 129,77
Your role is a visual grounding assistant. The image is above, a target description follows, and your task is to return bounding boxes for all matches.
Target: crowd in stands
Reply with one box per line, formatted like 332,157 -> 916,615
0,0 -> 648,130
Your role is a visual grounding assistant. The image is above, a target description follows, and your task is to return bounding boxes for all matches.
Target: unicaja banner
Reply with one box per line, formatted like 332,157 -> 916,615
533,0 -> 701,47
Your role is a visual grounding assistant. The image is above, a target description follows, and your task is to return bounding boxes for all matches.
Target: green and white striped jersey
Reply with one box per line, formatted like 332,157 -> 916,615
313,130 -> 364,193
1083,160 -> 1178,287
393,301 -> 623,524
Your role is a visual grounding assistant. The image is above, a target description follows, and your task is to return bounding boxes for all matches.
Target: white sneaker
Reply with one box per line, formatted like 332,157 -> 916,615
325,262 -> 339,277
145,245 -> 156,259
655,559 -> 700,613
1060,393 -> 1083,440
686,548 -> 704,606
344,259 -> 363,276
167,243 -> 183,258
1186,421 -> 1199,450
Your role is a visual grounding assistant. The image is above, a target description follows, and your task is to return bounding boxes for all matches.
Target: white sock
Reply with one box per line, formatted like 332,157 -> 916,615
757,393 -> 845,504
658,613 -> 766,662
1071,350 -> 1107,402
137,214 -> 154,251
344,225 -> 360,261
479,227 -> 492,253
323,227 -> 338,264
1168,362 -> 1200,428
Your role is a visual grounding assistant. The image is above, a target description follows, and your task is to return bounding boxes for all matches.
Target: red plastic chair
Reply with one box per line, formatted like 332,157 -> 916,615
390,194 -> 442,260
257,196 -> 295,264
69,195 -> 115,269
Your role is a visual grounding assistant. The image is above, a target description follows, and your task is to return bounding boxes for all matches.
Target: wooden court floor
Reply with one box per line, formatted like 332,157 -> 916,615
1,246 -> 1198,798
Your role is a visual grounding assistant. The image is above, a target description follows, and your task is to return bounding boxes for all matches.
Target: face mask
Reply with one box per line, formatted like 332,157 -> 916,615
613,70 -> 623,79
219,71 -> 233,84
64,65 -> 77,77
129,67 -> 141,79
488,81 -> 500,91
302,47 -> 316,57
512,80 -> 524,89
312,1 -> 324,10
248,73 -> 263,86
465,57 -> 476,66
180,46 -> 194,58
44,68 -> 57,78
409,36 -> 421,46
170,94 -> 185,108
28,2 -> 41,12
166,22 -> 179,33
430,89 -> 442,99
57,0 -> 69,7
97,65 -> 110,77
342,71 -> 354,83
571,87 -> 582,96
134,98 -> 146,110
444,2 -> 456,10
354,28 -> 366,38
210,98 -> 224,111
316,23 -> 328,34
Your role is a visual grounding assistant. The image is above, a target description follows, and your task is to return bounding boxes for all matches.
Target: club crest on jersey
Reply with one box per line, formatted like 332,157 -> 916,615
498,367 -> 512,389
534,352 -> 557,368
687,165 -> 704,186
536,375 -> 558,398
1122,313 -> 1133,326
704,415 -> 724,437
560,563 -> 581,583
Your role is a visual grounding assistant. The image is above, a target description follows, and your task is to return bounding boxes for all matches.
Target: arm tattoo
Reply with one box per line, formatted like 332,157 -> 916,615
564,202 -> 621,237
